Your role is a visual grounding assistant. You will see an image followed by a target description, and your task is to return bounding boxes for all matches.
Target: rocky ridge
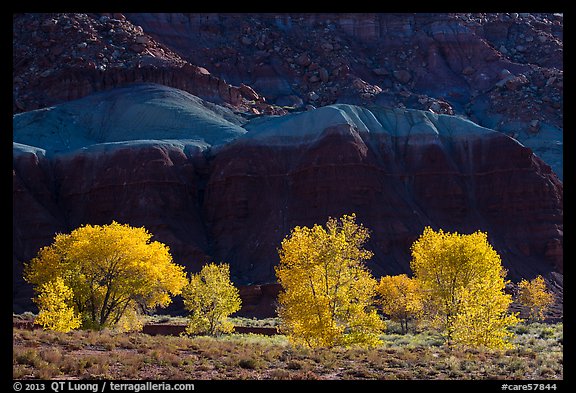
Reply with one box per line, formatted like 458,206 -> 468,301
13,13 -> 284,116
124,13 -> 563,178
13,13 -> 563,318
13,13 -> 563,179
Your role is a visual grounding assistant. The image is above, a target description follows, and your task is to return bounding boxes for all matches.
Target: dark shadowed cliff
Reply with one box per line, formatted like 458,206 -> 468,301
13,13 -> 562,318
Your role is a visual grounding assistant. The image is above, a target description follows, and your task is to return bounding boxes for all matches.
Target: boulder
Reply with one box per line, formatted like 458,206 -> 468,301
295,53 -> 311,67
372,67 -> 389,76
393,69 -> 412,84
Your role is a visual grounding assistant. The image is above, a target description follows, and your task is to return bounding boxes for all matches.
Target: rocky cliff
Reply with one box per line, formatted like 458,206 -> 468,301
124,12 -> 563,179
12,13 -> 282,116
13,13 -> 563,318
13,84 -> 563,316
13,13 -> 562,179
204,104 -> 562,283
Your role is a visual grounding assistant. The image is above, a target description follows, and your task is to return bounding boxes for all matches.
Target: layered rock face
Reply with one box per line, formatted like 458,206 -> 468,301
124,12 -> 563,179
13,85 -> 563,316
14,13 -> 563,179
13,84 -> 243,312
205,105 -> 562,283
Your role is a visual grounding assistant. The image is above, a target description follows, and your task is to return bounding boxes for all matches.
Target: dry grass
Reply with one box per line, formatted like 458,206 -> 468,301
13,321 -> 562,380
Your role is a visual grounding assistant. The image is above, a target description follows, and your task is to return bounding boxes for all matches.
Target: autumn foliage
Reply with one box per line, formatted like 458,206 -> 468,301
376,274 -> 423,334
275,214 -> 385,348
24,221 -> 187,331
31,277 -> 81,333
22,216 -> 533,354
517,275 -> 555,322
182,262 -> 242,336
410,227 -> 520,349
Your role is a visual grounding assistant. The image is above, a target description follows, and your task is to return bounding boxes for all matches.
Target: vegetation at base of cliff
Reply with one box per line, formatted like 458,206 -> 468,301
24,222 -> 188,332
409,227 -> 521,349
23,217 -> 556,352
275,214 -> 384,348
182,262 -> 242,336
13,321 -> 562,380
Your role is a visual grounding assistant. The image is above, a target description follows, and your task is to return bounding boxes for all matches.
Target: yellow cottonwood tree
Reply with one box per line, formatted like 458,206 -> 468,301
517,275 -> 555,322
451,277 -> 519,349
410,227 -> 520,349
33,277 -> 81,332
24,221 -> 187,331
275,214 -> 385,348
182,262 -> 242,336
376,274 -> 423,334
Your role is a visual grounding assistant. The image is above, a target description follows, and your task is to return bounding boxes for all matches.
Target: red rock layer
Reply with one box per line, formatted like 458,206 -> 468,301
13,126 -> 563,315
203,126 -> 562,287
13,143 -> 212,313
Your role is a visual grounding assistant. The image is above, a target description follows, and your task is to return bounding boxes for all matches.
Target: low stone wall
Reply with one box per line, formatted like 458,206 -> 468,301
141,324 -> 187,336
142,324 -> 279,336
12,320 -> 40,330
13,320 -> 280,336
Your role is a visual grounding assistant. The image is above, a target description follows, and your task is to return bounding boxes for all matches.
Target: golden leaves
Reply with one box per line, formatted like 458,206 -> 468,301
24,221 -> 187,331
182,263 -> 242,336
33,277 -> 81,332
275,214 -> 385,349
410,227 -> 519,350
517,275 -> 555,322
376,274 -> 423,334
